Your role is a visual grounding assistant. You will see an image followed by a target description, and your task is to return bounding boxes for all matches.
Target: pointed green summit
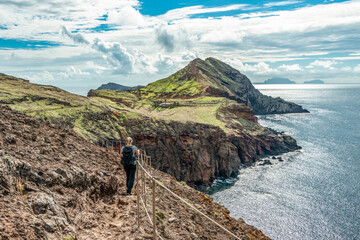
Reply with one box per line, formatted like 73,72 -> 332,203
140,57 -> 308,114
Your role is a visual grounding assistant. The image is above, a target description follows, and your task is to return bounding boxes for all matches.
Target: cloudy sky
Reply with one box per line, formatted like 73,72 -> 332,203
1,0 -> 360,95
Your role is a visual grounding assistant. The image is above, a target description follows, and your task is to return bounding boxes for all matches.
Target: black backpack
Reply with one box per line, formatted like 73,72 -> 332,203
122,146 -> 134,165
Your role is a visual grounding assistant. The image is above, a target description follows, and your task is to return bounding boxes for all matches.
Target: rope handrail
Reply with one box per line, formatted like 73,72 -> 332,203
105,141 -> 242,240
136,152 -> 242,240
140,196 -> 165,240
140,196 -> 152,224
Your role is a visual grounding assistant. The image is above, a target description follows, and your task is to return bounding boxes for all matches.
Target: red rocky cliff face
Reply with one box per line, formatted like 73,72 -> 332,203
126,117 -> 300,186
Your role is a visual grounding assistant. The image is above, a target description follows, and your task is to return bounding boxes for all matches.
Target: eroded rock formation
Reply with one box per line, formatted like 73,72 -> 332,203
0,105 -> 270,239
124,115 -> 299,186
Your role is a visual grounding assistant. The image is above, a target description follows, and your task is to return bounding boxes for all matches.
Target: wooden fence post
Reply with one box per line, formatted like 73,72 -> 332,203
152,179 -> 156,240
136,160 -> 140,228
149,156 -> 152,174
143,153 -> 147,205
141,154 -> 145,198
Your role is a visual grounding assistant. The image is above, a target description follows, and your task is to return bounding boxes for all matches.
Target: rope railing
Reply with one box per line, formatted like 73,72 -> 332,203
103,141 -> 242,240
135,150 -> 243,240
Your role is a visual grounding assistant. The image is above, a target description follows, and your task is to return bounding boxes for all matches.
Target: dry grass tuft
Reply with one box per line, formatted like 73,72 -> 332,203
16,177 -> 24,195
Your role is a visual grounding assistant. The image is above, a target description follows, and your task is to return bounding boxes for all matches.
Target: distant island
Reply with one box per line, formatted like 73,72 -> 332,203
97,82 -> 144,91
304,80 -> 324,84
254,78 -> 325,84
254,77 -> 296,84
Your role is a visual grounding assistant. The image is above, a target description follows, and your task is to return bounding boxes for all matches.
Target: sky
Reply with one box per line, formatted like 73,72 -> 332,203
1,0 -> 360,95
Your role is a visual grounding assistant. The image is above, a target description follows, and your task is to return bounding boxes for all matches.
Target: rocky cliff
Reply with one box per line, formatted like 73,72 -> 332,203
0,105 -> 269,239
201,58 -> 308,114
123,115 -> 299,186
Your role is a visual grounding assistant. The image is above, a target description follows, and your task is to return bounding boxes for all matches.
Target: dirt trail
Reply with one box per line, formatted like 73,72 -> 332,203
0,104 -> 269,240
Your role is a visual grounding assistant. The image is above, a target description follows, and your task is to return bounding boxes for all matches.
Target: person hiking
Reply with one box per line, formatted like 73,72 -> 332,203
120,137 -> 140,195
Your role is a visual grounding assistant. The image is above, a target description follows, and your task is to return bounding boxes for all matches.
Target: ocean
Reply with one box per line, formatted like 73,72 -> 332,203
212,84 -> 360,240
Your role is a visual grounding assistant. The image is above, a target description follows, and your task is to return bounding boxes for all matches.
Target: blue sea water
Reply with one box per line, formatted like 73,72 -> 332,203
212,84 -> 360,240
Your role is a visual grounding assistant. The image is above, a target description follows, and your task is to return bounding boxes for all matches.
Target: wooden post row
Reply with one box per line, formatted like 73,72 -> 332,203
141,153 -> 144,197
152,179 -> 156,240
143,153 -> 147,205
149,157 -> 152,174
136,160 -> 140,228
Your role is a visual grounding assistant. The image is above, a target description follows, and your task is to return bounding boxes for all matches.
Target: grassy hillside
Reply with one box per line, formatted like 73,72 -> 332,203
0,73 -> 130,142
85,57 -> 266,134
1,71 -> 264,144
139,58 -> 234,99
89,87 -> 264,135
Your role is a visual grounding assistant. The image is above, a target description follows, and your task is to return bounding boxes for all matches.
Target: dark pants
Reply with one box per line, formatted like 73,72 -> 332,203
124,164 -> 136,194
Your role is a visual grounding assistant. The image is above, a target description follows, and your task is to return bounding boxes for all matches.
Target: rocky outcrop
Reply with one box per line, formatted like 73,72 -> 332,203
203,57 -> 309,114
124,115 -> 300,186
0,105 -> 123,239
0,104 -> 270,239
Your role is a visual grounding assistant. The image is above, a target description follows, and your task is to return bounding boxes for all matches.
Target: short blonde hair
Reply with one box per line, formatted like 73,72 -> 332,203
126,137 -> 133,145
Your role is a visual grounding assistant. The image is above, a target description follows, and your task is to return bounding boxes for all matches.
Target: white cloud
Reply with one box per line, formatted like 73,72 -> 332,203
107,5 -> 145,26
327,56 -> 360,61
92,38 -> 135,74
350,52 -> 360,56
247,62 -> 278,74
67,66 -> 90,76
278,64 -> 302,71
307,60 -> 338,69
19,71 -> 55,82
200,29 -> 246,44
354,64 -> 360,72
1,0 -> 360,92
0,0 -> 141,39
228,60 -> 279,75
160,4 -> 249,21
264,1 -> 303,8
154,24 -> 197,53
62,26 -> 90,45
341,66 -> 352,71
62,27 -> 135,74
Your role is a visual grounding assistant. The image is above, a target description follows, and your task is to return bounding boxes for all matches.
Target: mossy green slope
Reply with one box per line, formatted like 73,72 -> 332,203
136,57 -> 252,102
135,58 -> 307,115
1,71 -> 263,143
139,58 -> 234,99
87,57 -> 273,134
0,73 -> 128,142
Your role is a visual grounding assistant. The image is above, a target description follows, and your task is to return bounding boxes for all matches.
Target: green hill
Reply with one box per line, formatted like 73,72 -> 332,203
135,58 -> 307,114
0,73 -> 127,142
